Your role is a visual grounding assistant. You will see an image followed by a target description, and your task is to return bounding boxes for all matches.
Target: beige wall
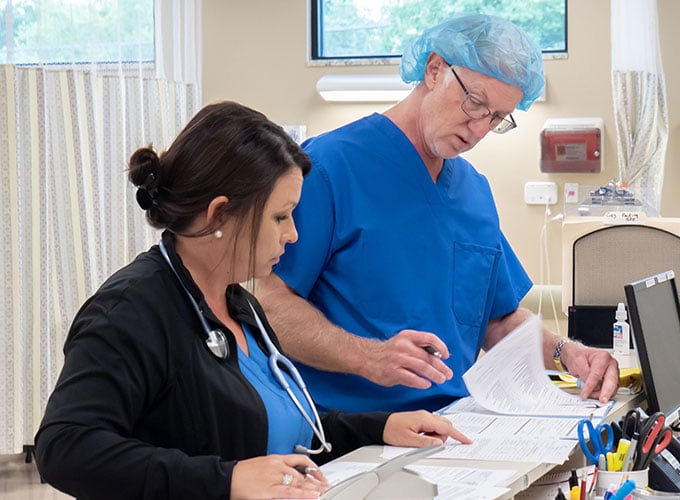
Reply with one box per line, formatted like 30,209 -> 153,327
202,0 -> 680,285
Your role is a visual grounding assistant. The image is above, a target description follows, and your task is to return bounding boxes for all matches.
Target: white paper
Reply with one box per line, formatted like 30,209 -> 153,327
382,435 -> 576,464
440,408 -> 582,439
320,461 -> 513,500
431,436 -> 576,464
405,464 -> 512,500
320,460 -> 375,485
462,314 -> 610,418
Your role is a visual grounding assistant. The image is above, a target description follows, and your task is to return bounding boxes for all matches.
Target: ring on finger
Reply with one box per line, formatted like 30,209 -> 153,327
282,473 -> 294,486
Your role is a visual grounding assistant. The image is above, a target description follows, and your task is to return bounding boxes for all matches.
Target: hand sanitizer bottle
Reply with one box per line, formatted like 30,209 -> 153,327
613,302 -> 630,354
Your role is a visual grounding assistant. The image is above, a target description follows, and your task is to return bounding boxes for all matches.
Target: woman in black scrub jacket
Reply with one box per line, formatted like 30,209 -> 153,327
34,101 -> 471,500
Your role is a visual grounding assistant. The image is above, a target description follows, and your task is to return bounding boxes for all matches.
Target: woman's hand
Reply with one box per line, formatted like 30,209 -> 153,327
383,410 -> 472,447
231,454 -> 330,500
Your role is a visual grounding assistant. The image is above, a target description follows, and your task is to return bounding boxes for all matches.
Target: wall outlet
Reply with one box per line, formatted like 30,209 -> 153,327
524,181 -> 558,205
565,182 -> 579,204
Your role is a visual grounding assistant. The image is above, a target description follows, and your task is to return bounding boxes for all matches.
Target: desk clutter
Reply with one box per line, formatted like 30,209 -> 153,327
553,368 -> 643,396
555,407 -> 680,499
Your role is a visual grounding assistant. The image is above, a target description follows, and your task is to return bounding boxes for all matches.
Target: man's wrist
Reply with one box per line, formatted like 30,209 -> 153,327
553,338 -> 575,372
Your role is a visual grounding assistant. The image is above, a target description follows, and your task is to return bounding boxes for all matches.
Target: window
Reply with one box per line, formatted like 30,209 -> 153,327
1,0 -> 154,65
311,0 -> 567,62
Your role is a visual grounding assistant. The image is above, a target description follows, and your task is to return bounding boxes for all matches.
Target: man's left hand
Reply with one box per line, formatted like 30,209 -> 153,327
561,342 -> 620,403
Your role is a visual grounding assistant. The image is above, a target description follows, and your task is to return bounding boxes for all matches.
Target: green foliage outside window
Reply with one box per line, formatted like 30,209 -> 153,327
316,0 -> 566,59
1,0 -> 154,65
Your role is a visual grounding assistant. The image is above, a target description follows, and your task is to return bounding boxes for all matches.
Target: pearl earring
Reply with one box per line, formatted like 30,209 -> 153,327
214,229 -> 223,239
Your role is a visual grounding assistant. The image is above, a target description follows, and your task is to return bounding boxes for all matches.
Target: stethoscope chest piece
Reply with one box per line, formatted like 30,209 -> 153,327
159,239 -> 230,360
206,329 -> 228,359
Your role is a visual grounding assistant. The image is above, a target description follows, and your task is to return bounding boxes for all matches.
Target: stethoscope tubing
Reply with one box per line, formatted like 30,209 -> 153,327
158,238 -> 331,454
247,301 -> 331,454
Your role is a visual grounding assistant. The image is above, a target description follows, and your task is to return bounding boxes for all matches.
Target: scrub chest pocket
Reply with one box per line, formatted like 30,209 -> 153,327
452,241 -> 500,327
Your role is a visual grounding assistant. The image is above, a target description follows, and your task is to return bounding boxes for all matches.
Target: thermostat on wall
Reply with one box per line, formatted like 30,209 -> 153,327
540,117 -> 603,173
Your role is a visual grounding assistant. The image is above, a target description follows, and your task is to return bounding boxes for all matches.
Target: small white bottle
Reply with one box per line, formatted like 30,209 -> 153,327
613,302 -> 630,354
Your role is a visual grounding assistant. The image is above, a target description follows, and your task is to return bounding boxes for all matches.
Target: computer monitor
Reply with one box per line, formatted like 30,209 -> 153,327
624,270 -> 680,428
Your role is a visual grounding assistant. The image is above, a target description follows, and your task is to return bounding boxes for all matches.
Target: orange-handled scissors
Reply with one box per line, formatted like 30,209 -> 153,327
634,414 -> 673,470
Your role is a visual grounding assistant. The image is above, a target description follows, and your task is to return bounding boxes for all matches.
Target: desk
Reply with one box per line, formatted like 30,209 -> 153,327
328,391 -> 645,499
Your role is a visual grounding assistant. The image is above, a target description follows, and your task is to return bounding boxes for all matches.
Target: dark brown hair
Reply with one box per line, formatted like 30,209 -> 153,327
128,101 -> 311,273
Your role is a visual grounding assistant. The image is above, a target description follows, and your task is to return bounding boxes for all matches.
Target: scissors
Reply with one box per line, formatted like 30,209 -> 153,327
633,413 -> 673,470
577,418 -> 615,466
620,409 -> 654,440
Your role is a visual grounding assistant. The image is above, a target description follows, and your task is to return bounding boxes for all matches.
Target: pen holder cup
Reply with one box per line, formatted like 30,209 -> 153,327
595,468 -> 648,496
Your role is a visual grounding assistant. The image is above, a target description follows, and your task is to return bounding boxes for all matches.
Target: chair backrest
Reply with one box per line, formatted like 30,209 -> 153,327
561,217 -> 680,314
573,225 -> 680,306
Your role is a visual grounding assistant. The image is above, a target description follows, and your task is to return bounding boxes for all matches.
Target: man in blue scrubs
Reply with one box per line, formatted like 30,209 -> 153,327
256,15 -> 620,413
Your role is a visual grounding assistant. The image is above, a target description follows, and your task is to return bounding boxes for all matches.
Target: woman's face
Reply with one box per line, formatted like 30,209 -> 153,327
251,167 -> 303,279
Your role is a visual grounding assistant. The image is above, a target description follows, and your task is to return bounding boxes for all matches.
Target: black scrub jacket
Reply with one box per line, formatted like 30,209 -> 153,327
35,231 -> 389,500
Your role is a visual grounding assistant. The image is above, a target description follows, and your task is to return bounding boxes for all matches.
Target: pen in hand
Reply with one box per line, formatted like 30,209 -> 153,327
423,345 -> 442,358
294,465 -> 320,477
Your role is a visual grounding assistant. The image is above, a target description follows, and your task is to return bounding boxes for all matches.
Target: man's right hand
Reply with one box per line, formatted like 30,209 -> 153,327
359,329 -> 453,388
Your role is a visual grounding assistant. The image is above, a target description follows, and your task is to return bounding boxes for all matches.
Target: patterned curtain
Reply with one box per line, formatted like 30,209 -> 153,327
0,1 -> 201,455
611,0 -> 668,215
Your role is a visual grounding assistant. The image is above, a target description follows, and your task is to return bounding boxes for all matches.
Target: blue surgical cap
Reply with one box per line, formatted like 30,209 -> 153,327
400,14 -> 545,111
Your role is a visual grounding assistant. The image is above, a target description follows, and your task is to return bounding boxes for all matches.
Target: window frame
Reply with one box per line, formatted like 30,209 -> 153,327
307,0 -> 568,66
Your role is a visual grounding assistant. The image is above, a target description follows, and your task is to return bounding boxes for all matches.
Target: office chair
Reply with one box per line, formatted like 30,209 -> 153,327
572,224 -> 680,307
561,218 -> 680,347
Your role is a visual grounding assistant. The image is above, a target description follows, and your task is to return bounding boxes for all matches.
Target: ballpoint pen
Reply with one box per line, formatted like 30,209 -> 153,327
423,345 -> 442,358
294,465 -> 320,476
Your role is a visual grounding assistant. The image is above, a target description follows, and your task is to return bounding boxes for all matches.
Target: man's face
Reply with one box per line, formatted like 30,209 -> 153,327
421,59 -> 523,159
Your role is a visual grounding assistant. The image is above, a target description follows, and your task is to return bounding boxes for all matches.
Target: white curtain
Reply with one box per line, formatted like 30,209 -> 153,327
611,0 -> 668,215
0,1 -> 201,455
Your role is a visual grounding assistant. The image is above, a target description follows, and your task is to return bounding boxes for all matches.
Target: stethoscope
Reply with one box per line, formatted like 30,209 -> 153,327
158,239 -> 332,455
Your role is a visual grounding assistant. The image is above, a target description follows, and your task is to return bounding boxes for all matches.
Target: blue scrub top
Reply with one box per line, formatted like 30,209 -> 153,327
238,324 -> 313,455
275,113 -> 532,413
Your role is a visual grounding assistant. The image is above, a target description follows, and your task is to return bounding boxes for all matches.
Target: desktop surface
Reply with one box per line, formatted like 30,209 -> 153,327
327,391 -> 645,500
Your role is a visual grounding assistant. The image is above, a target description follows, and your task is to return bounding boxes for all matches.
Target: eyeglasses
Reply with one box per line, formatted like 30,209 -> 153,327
449,66 -> 517,134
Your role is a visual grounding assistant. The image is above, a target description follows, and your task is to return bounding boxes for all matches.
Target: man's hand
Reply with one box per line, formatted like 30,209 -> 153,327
358,330 -> 453,389
561,342 -> 620,403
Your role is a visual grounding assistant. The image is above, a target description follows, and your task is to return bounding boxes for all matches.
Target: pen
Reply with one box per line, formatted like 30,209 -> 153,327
555,487 -> 567,500
294,465 -> 319,476
579,470 -> 587,500
589,467 -> 599,495
423,345 -> 442,358
569,469 -> 579,489
599,453 -> 607,471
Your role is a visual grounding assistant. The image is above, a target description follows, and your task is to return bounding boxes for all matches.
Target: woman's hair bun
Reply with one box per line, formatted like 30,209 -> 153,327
129,146 -> 161,210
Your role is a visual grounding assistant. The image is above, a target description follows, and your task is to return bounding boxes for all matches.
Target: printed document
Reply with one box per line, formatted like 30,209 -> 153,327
320,461 -> 513,500
460,314 -> 609,418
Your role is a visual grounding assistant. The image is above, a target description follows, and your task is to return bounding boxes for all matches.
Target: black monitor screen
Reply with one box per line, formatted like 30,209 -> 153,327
624,270 -> 680,426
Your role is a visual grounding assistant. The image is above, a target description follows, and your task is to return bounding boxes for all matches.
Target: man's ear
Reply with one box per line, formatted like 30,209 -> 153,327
424,52 -> 447,89
206,195 -> 229,227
